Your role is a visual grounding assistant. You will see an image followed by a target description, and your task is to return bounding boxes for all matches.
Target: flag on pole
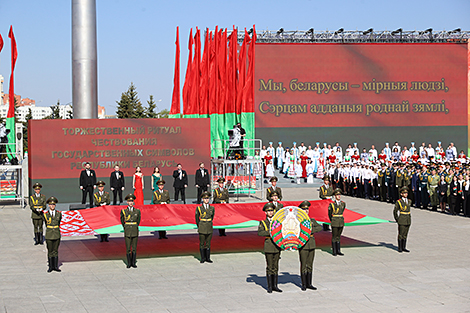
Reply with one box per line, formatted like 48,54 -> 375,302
0,33 -> 4,52
7,26 -> 17,160
169,27 -> 181,118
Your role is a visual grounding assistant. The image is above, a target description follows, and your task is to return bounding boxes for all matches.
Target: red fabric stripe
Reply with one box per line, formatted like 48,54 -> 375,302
170,27 -> 180,115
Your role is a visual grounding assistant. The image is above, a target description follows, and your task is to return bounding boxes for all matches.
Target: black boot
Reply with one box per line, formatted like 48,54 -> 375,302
402,239 -> 410,253
332,242 -> 337,256
34,233 -> 39,245
205,249 -> 213,263
39,233 -> 44,245
100,235 -> 104,242
336,242 -> 344,256
53,257 -> 61,272
200,249 -> 205,263
218,229 -> 226,236
131,252 -> 137,268
300,273 -> 307,291
126,253 -> 132,268
306,272 -> 317,290
266,275 -> 273,293
105,234 -> 109,242
397,239 -> 403,253
272,274 -> 282,292
322,224 -> 330,231
158,231 -> 168,239
47,257 -> 53,273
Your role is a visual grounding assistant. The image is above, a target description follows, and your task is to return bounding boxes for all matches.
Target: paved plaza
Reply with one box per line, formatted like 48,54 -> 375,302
1,184 -> 470,312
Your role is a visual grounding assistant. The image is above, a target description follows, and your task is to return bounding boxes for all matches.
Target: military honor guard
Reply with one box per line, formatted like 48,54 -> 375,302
212,177 -> 229,236
377,164 -> 387,202
196,191 -> 215,263
298,201 -> 323,291
319,177 -> 333,199
29,182 -> 46,245
120,194 -> 141,268
94,181 -> 111,242
394,187 -> 411,253
266,176 -> 282,201
258,203 -> 282,293
43,197 -> 62,272
152,180 -> 170,239
428,168 -> 440,211
328,189 -> 346,256
269,191 -> 283,212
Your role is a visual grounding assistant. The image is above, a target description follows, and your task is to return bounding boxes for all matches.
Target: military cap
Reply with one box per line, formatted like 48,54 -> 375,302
299,200 -> 311,210
201,191 -> 211,199
46,196 -> 58,204
270,191 -> 279,197
32,182 -> 42,190
263,202 -> 275,211
400,186 -> 409,194
270,176 -> 278,182
125,194 -> 136,201
97,180 -> 106,187
157,180 -> 166,185
334,188 -> 342,195
217,177 -> 225,183
323,176 -> 330,182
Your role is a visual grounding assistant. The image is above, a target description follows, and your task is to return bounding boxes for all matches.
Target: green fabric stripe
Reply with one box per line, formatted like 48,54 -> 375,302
168,114 -> 181,119
322,215 -> 392,226
183,114 -> 200,118
6,117 -> 15,159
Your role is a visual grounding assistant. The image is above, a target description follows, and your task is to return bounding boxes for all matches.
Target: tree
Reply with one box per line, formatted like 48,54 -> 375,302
146,95 -> 158,118
156,109 -> 170,119
116,82 -> 145,119
66,104 -> 73,119
44,100 -> 61,119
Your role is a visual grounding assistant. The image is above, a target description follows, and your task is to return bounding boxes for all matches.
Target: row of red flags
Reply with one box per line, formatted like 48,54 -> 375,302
0,26 -> 18,121
170,25 -> 257,116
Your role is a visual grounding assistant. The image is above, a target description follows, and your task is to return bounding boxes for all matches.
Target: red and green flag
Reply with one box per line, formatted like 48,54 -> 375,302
169,26 -> 181,118
7,26 -> 17,160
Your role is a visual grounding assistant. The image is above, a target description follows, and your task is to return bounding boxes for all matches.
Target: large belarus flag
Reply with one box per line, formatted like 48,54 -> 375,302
6,26 -> 17,159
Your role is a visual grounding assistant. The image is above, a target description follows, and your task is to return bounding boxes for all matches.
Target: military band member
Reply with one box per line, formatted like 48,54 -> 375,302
258,202 -> 282,293
30,182 -> 46,245
120,194 -> 141,269
43,197 -> 62,272
428,169 -> 439,211
394,187 -> 411,253
94,181 -> 111,242
328,189 -> 346,256
298,200 -> 323,291
270,191 -> 283,212
152,180 -> 170,239
213,177 -> 229,236
266,176 -> 282,201
377,164 -> 387,202
419,166 -> 430,209
319,177 -> 333,199
196,191 -> 215,263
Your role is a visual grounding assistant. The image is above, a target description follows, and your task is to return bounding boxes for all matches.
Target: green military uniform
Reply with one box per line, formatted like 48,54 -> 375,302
120,194 -> 141,268
153,180 -> 171,239
419,170 -> 429,209
328,189 -> 346,256
43,197 -> 62,272
319,177 -> 333,200
29,182 -> 46,245
394,187 -> 411,253
396,166 -> 404,188
428,174 -> 439,210
94,181 -> 111,242
377,166 -> 387,202
298,200 -> 323,291
266,177 -> 282,201
196,191 -> 215,263
258,202 -> 282,293
213,177 -> 229,236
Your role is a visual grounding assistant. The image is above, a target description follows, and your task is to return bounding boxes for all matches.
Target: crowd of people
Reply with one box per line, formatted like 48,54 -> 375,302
260,140 -> 469,217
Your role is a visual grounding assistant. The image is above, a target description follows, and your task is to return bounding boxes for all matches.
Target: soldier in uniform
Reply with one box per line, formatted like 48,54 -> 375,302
269,191 -> 283,212
30,182 -> 46,245
419,166 -> 430,209
213,177 -> 229,236
196,191 -> 215,263
120,194 -> 141,269
394,187 -> 411,253
43,197 -> 62,272
328,189 -> 346,256
94,181 -> 111,242
319,177 -> 333,199
377,164 -> 387,202
298,200 -> 323,291
152,180 -> 170,239
428,168 -> 440,211
258,202 -> 282,293
266,176 -> 282,201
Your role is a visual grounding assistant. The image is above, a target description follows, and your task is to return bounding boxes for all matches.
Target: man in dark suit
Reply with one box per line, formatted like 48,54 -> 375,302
195,162 -> 210,204
80,162 -> 97,208
173,163 -> 188,204
110,165 -> 125,205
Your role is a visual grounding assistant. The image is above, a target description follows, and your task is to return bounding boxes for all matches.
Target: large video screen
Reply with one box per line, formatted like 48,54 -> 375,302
255,43 -> 468,149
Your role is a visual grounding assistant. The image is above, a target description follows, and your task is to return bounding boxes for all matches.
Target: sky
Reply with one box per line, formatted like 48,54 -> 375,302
0,0 -> 469,116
